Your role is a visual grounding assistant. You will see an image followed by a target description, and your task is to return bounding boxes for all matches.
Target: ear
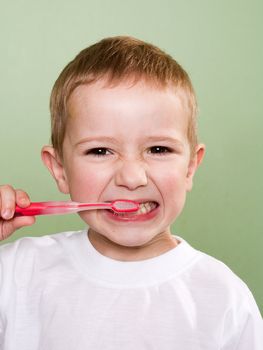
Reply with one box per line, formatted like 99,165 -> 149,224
186,144 -> 205,192
41,146 -> 70,194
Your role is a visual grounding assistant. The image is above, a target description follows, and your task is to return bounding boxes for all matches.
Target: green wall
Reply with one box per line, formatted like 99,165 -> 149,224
1,0 -> 262,313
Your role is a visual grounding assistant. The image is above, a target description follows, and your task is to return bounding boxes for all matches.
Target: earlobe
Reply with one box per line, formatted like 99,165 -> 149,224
186,144 -> 205,191
41,146 -> 69,194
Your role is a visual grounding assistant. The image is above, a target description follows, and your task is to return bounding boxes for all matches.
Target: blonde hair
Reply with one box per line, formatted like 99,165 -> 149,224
50,36 -> 198,158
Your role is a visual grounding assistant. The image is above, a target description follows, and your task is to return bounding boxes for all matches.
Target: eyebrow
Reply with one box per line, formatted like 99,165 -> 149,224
145,136 -> 184,145
75,136 -> 119,147
74,135 -> 184,147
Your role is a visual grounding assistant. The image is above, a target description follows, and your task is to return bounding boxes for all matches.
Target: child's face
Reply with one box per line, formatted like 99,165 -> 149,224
43,79 -> 204,259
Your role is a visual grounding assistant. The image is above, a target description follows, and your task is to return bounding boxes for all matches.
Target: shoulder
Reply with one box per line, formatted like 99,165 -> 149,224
0,230 -> 86,331
196,252 -> 263,345
190,249 -> 251,297
192,250 -> 245,285
176,238 -> 247,291
175,237 -> 259,311
187,247 -> 262,317
178,242 -> 263,343
0,230 -> 84,285
0,231 -> 78,260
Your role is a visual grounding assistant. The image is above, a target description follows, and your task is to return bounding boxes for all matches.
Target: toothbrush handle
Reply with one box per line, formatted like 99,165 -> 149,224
14,202 -> 79,216
15,202 -> 62,216
14,201 -> 112,217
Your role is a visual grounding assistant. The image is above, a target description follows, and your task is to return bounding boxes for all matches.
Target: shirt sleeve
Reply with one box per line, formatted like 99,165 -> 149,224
0,247 -> 4,346
234,296 -> 263,350
0,320 -> 3,349
221,285 -> 263,350
0,242 -> 12,347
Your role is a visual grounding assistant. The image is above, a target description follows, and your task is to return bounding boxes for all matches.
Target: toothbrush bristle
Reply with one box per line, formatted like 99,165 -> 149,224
112,200 -> 139,213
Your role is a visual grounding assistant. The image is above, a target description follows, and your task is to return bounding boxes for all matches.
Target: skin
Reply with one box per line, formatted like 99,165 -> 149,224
0,78 -> 205,260
42,79 -> 205,261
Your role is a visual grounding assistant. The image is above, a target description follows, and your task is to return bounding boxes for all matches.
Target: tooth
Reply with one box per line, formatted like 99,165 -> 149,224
138,202 -> 155,214
145,203 -> 151,211
150,202 -> 156,210
140,206 -> 147,214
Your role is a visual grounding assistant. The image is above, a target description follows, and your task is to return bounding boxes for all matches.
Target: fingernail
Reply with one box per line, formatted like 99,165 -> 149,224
2,209 -> 12,219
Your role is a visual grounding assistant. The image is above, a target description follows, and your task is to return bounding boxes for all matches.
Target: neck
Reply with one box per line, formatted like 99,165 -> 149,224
88,229 -> 179,261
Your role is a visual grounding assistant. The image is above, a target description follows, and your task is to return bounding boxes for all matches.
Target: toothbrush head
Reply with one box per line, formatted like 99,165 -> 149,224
111,200 -> 139,213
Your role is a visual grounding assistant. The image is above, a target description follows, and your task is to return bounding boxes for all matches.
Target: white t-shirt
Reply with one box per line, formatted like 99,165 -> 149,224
0,230 -> 262,350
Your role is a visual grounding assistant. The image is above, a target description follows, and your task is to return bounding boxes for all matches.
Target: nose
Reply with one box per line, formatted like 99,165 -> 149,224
114,159 -> 148,190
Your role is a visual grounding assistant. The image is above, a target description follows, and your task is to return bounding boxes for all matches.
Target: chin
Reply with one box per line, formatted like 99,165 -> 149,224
109,230 -> 157,248
90,225 -> 150,247
113,237 -> 148,248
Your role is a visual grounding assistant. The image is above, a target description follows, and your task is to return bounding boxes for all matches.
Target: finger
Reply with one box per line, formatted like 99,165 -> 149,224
13,216 -> 36,230
0,185 -> 16,220
0,216 -> 36,241
15,189 -> 31,208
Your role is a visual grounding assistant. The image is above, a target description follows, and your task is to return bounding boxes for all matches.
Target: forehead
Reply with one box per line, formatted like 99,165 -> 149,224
66,79 -> 190,138
67,78 -> 190,115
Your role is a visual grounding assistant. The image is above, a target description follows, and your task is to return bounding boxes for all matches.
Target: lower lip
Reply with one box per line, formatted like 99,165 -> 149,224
103,204 -> 160,222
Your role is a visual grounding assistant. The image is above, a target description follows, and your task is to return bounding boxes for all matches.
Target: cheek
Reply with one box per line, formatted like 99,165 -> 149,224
151,164 -> 188,207
65,163 -> 112,201
152,164 -> 187,191
162,177 -> 186,205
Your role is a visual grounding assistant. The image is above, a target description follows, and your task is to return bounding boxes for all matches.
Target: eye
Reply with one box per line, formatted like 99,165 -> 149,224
149,146 -> 172,154
84,148 -> 112,157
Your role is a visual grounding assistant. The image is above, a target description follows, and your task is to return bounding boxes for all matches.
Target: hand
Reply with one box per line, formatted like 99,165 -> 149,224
0,185 -> 35,241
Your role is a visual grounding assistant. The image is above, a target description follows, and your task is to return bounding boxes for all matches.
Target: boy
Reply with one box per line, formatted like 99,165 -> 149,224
0,36 -> 262,349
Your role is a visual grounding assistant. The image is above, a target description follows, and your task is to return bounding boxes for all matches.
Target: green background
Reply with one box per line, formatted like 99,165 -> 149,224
0,0 -> 262,313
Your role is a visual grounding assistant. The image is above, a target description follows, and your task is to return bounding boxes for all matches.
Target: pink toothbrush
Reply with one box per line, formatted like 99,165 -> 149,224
15,200 -> 139,217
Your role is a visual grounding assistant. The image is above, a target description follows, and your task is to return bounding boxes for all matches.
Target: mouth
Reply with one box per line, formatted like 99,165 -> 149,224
108,201 -> 159,220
